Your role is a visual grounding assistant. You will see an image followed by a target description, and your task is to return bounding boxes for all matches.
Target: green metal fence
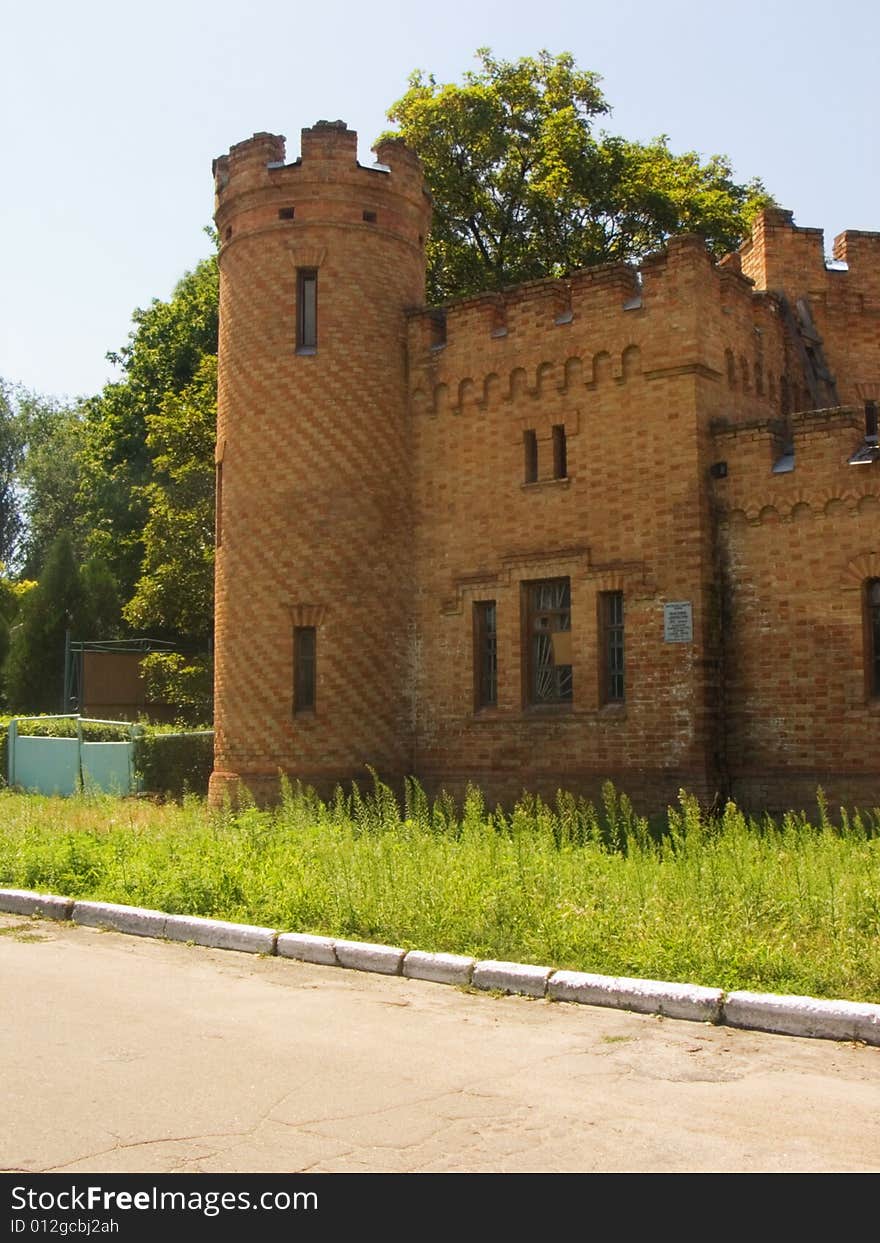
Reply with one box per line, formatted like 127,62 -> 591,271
7,716 -> 143,797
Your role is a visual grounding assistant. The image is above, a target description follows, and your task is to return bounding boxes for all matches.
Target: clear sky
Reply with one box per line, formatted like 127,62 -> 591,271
2,0 -> 877,402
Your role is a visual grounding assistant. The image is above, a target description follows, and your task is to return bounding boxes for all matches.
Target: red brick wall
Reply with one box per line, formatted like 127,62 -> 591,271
210,126 -> 878,814
405,238 -> 727,810
713,408 -> 880,811
210,124 -> 431,804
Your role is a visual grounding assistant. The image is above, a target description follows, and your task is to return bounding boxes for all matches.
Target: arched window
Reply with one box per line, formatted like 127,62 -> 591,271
868,580 -> 880,697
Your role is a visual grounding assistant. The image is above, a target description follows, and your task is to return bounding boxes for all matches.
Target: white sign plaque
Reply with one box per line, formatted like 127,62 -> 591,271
664,601 -> 693,643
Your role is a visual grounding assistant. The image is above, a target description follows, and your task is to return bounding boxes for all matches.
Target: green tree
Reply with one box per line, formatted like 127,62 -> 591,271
382,49 -> 773,300
0,380 -> 26,565
13,388 -> 87,577
123,353 -> 216,641
4,533 -> 86,712
78,254 -> 219,608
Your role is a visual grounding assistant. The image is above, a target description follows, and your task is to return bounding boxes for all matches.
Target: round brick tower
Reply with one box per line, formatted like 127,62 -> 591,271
209,121 -> 431,805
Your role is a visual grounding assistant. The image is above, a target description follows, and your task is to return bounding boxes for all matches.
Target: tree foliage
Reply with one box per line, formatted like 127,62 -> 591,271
123,352 -> 216,640
13,388 -> 87,578
0,380 -> 26,565
383,49 -> 773,300
5,533 -> 79,713
77,255 -> 219,609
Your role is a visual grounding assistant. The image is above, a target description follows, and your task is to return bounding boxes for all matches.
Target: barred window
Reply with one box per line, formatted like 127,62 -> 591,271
600,591 -> 625,703
474,601 -> 497,709
525,579 -> 572,705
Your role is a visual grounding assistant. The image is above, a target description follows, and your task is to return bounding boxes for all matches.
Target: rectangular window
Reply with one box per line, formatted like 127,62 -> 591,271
552,424 -> 567,479
600,591 -> 625,703
215,462 -> 223,548
297,269 -> 317,352
293,626 -> 316,713
868,580 -> 880,697
474,601 -> 497,709
525,579 -> 572,705
523,430 -> 538,484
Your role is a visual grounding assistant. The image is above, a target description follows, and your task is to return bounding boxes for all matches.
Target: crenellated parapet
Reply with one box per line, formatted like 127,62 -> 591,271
738,209 -> 880,407
406,230 -> 819,426
213,121 -> 431,260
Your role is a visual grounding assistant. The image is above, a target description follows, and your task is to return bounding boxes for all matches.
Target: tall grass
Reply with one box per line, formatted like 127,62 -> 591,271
1,776 -> 879,1003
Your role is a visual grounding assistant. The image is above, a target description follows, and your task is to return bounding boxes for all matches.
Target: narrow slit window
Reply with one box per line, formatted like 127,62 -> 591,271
867,400 -> 879,444
552,424 -> 567,479
294,626 -> 316,713
600,591 -> 625,703
474,601 -> 497,709
297,269 -> 317,352
523,430 -> 538,484
868,579 -> 880,697
215,462 -> 223,548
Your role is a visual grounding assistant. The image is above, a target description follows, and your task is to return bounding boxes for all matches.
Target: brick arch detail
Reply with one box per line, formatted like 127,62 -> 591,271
840,552 -> 880,589
285,243 -> 327,269
286,603 -> 327,628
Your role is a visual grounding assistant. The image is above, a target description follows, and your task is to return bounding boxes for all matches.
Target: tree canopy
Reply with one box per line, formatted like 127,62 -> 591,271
382,48 -> 773,301
76,254 -> 218,612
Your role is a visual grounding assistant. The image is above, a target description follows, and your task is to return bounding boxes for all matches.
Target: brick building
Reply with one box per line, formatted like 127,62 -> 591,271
208,121 -> 879,814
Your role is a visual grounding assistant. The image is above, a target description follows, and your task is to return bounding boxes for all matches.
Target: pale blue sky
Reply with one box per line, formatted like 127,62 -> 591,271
2,0 -> 877,401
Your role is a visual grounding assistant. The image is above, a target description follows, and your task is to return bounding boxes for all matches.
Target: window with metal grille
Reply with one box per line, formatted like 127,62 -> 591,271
525,579 -> 572,705
297,269 -> 317,352
293,626 -> 316,713
600,591 -> 625,703
474,601 -> 497,709
869,579 -> 880,697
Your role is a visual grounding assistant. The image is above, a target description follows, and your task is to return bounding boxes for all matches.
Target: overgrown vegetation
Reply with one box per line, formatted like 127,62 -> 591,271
1,777 -> 878,1004
131,726 -> 214,798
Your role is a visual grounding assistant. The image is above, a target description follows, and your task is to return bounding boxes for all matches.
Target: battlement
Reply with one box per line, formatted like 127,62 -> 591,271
740,208 -> 880,299
405,234 -> 730,359
213,123 -> 431,254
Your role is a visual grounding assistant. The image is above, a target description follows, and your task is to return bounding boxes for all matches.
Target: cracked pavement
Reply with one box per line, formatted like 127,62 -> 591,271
2,912 -> 880,1173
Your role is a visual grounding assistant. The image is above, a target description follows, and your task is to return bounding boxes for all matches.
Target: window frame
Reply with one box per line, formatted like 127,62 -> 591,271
523,578 -> 573,708
867,579 -> 880,699
523,429 -> 538,484
552,424 -> 567,479
296,268 -> 317,354
215,462 -> 223,549
473,600 -> 498,710
599,591 -> 625,705
293,625 -> 317,714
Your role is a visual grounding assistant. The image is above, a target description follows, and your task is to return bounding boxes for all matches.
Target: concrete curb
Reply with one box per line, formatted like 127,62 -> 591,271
473,959 -> 552,998
723,990 -> 880,1044
163,913 -> 277,955
72,901 -> 167,938
3,886 -> 880,1046
403,950 -> 475,986
277,932 -> 338,966
0,888 -> 73,921
334,939 -> 406,975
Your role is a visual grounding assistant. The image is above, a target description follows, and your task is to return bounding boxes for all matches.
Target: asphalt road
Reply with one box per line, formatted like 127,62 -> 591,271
3,912 -> 880,1173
